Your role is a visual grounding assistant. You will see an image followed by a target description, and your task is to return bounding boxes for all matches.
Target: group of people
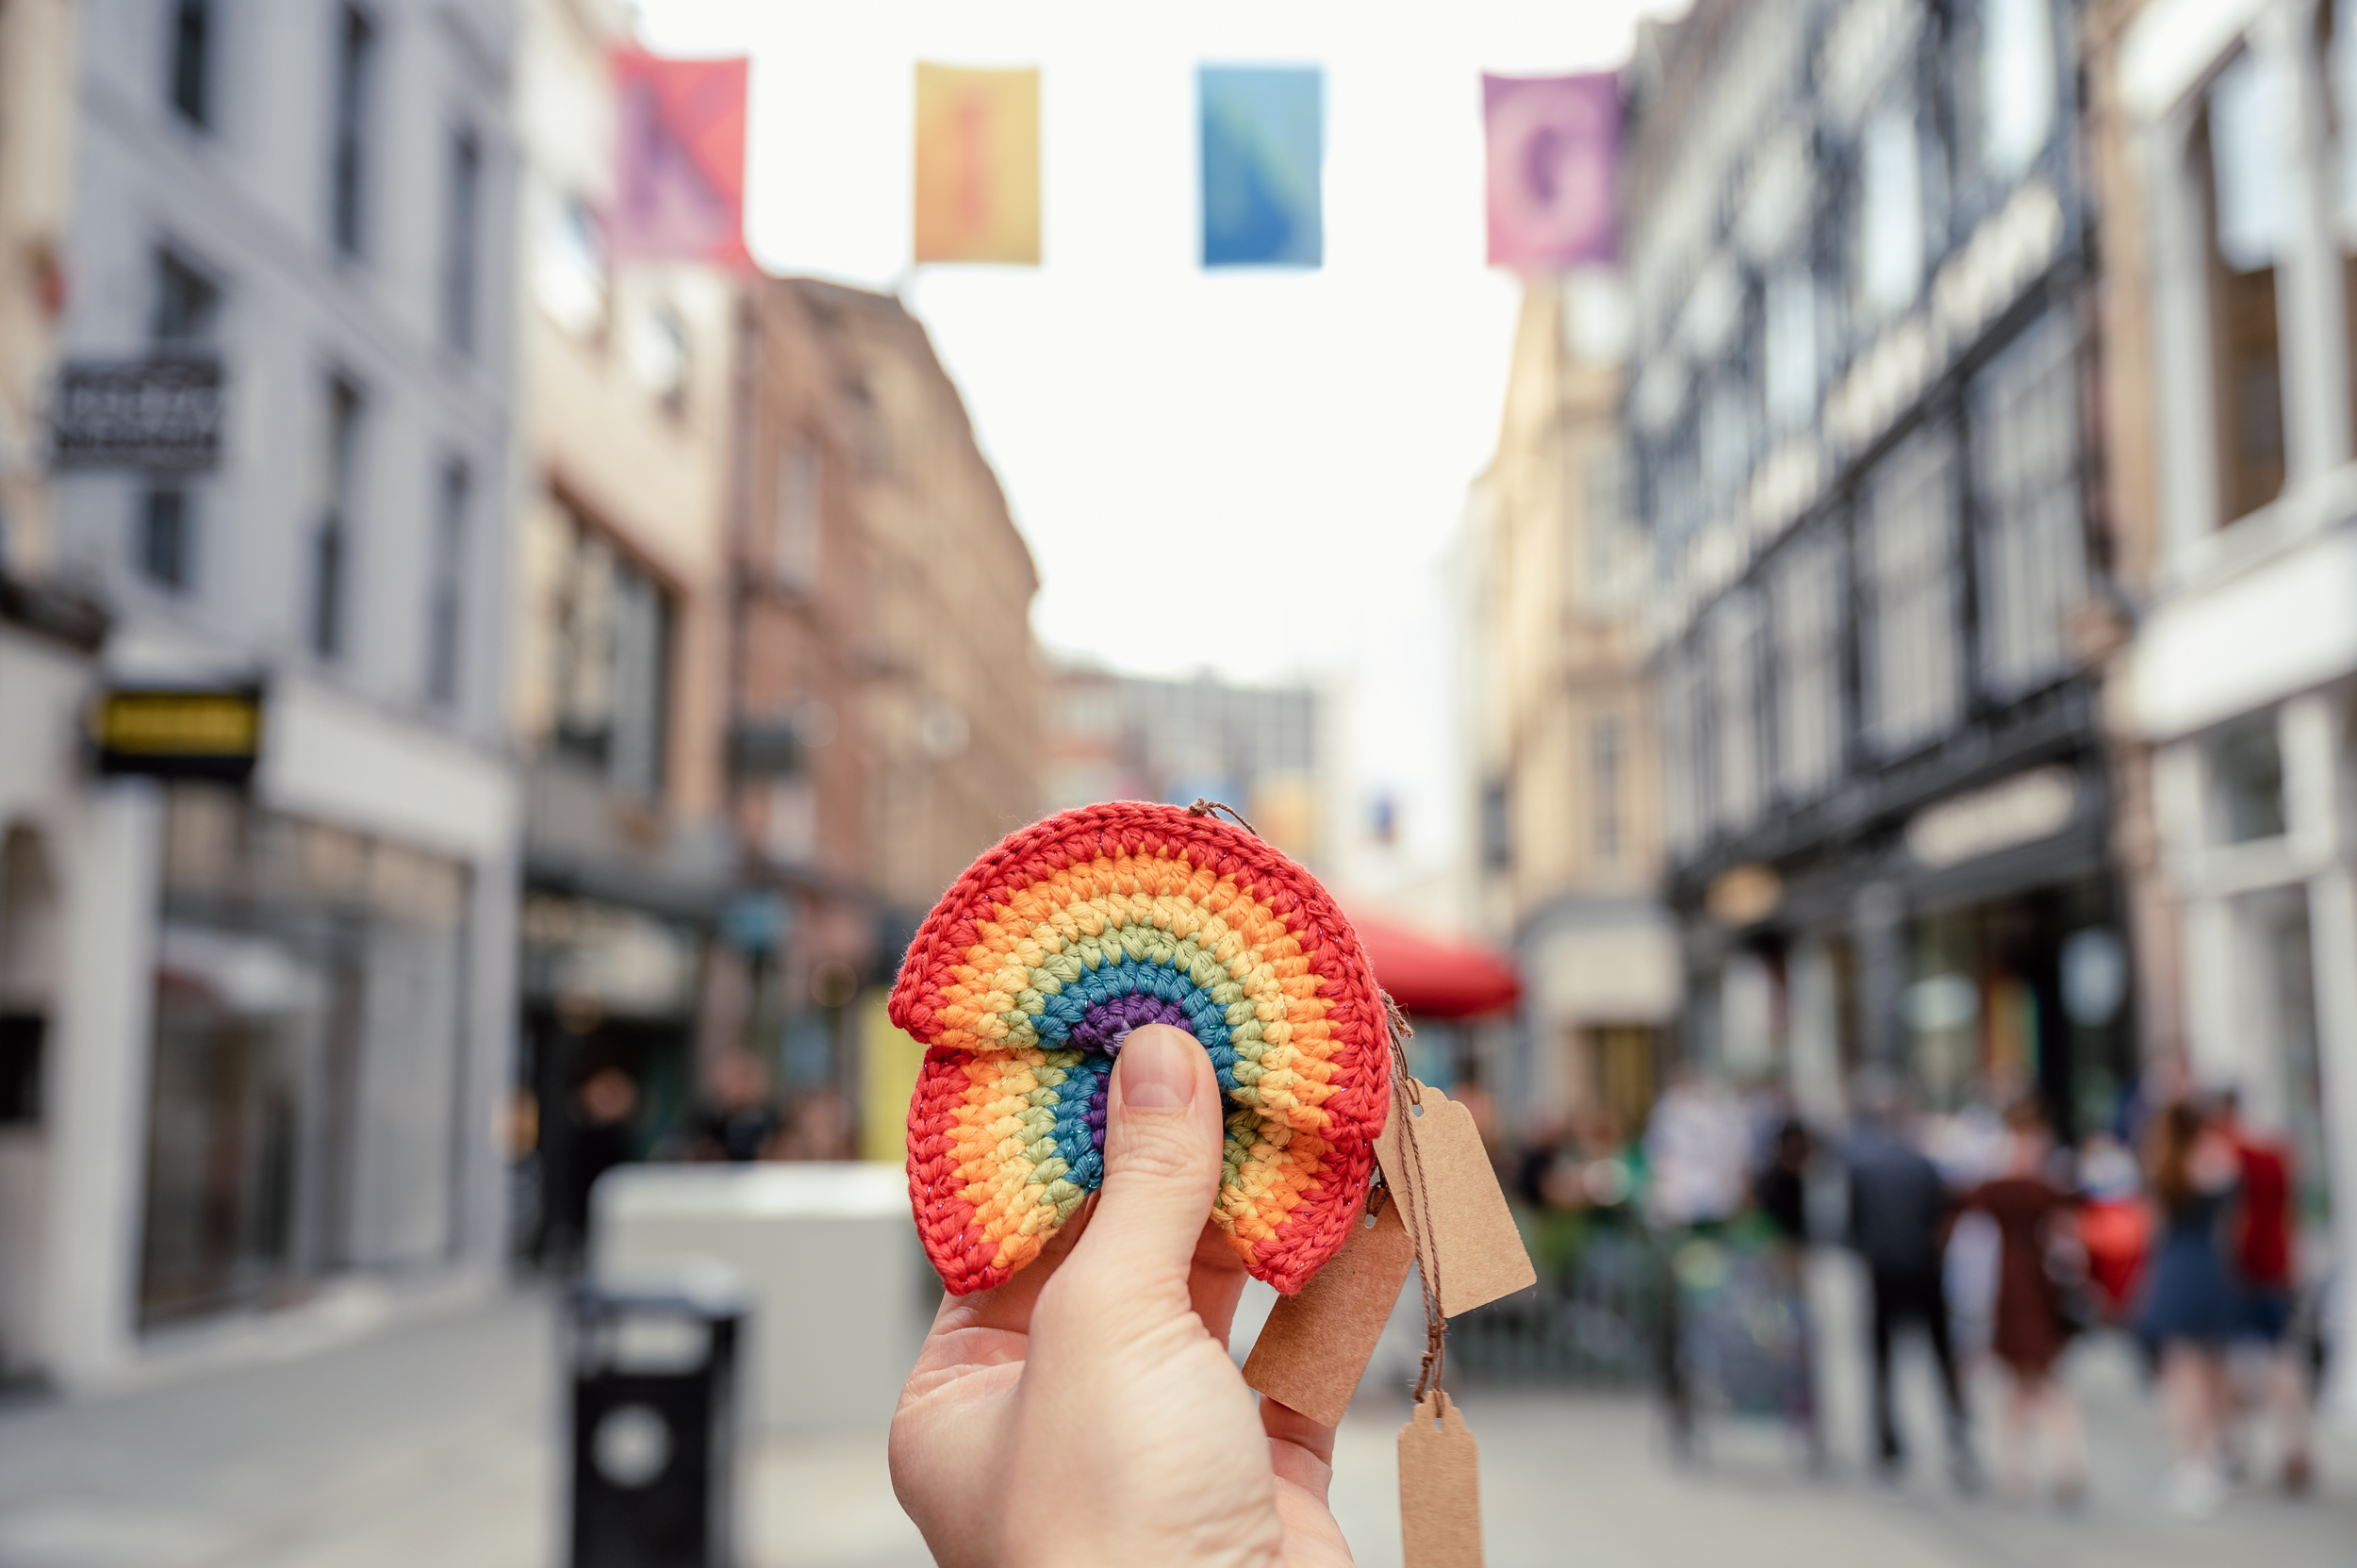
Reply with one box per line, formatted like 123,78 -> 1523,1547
1844,1084 -> 2312,1515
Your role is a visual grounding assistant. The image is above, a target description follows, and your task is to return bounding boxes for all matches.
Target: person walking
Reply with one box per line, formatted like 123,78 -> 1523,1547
1959,1100 -> 2087,1504
2216,1091 -> 2313,1494
1844,1087 -> 1976,1489
2140,1096 -> 2245,1517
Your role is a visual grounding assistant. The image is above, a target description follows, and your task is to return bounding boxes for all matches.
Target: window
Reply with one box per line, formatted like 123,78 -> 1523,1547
2199,50 -> 2288,521
551,506 -> 672,799
1479,778 -> 1510,871
536,196 -> 607,338
1591,714 -> 1624,866
2211,714 -> 2287,842
1663,647 -> 1706,855
152,249 -> 219,346
426,459 -> 467,706
2324,1 -> 2357,454
626,304 -> 689,411
1701,375 -> 1754,504
1581,439 -> 1626,610
1710,591 -> 1764,831
1763,269 -> 1818,431
140,489 -> 192,590
1981,0 -> 2055,180
773,437 -> 821,591
1859,107 -> 1925,317
1973,311 -> 2085,697
312,379 -> 362,658
170,0 -> 212,128
440,129 -> 481,355
1771,529 -> 1844,800
331,6 -> 375,256
1860,427 -> 1962,755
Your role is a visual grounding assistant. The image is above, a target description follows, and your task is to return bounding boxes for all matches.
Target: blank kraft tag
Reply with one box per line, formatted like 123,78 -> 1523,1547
1398,1391 -> 1483,1567
1374,1082 -> 1537,1317
1243,1197 -> 1417,1427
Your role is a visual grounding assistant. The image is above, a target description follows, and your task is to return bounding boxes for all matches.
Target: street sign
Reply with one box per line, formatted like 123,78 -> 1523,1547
50,358 -> 224,471
91,686 -> 261,781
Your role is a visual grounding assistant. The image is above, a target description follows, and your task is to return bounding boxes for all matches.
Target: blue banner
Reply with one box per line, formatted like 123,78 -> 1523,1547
1200,66 -> 1324,269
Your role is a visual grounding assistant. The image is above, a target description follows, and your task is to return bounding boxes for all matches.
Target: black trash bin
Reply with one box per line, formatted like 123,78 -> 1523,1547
569,1279 -> 748,1568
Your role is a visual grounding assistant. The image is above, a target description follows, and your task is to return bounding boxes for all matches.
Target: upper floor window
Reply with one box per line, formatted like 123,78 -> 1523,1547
626,303 -> 689,413
1710,591 -> 1764,832
1591,713 -> 1624,867
552,507 -> 672,799
426,458 -> 468,707
2199,48 -> 2289,522
311,377 -> 363,658
331,6 -> 375,257
1860,425 -> 1962,756
1972,311 -> 2085,698
1859,106 -> 1925,318
773,437 -> 821,592
1981,0 -> 2055,181
536,195 -> 607,338
170,0 -> 213,129
151,248 -> 219,347
1582,438 -> 1629,611
1763,269 -> 1819,432
1770,527 -> 1844,801
1479,778 -> 1511,872
2210,712 -> 2287,842
141,251 -> 220,593
440,128 -> 481,355
1662,648 -> 1706,857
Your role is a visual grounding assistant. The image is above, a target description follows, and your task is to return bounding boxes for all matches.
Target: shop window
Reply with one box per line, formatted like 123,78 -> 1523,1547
551,505 -> 673,800
2198,49 -> 2289,522
1770,526 -> 1844,801
1710,590 -> 1764,831
2211,714 -> 2287,842
1971,310 -> 2085,699
1860,426 -> 1962,757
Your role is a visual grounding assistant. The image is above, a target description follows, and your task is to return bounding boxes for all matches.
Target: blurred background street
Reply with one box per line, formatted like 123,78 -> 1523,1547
4,0 -> 2357,1560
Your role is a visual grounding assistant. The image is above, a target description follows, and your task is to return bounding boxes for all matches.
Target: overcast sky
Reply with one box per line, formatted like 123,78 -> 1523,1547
637,0 -> 1683,903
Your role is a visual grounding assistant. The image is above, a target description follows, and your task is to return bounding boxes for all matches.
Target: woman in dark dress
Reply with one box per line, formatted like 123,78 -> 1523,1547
2139,1098 -> 2243,1516
1960,1101 -> 2086,1502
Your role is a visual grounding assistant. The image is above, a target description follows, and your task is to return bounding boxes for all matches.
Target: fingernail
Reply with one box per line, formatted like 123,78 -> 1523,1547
1119,1026 -> 1196,1111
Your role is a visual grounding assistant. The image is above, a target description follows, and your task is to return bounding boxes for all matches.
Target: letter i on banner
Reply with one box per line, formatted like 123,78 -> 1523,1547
913,64 -> 1040,265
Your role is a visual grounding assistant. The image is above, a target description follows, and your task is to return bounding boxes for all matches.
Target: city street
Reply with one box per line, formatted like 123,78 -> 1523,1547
2,1285 -> 2349,1568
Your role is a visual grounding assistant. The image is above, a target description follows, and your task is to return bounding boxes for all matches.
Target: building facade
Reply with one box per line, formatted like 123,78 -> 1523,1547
507,0 -> 742,1256
2087,0 -> 2357,1408
21,0 -> 521,1382
1625,0 -> 2129,1133
1464,276 -> 1677,1138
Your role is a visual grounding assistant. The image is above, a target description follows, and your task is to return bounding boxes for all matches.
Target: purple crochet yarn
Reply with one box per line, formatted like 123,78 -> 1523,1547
1068,993 -> 1195,1057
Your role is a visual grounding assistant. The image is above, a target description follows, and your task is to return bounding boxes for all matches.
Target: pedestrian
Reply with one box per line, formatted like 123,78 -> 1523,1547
693,1049 -> 783,1162
2139,1095 -> 2244,1517
1958,1100 -> 2087,1504
1843,1079 -> 1976,1489
2215,1090 -> 2313,1494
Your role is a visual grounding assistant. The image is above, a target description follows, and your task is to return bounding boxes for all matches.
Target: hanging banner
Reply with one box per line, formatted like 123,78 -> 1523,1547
914,64 -> 1042,265
611,48 -> 752,270
1483,74 -> 1618,272
1200,66 -> 1324,269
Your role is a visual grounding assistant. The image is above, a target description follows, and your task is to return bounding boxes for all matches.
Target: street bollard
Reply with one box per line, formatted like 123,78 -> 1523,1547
569,1279 -> 748,1568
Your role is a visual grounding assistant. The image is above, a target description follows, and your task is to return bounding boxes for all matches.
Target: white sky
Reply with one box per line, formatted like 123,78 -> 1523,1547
637,0 -> 1682,900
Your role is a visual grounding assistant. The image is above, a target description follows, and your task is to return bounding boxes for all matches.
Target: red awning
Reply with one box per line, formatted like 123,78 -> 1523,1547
1347,909 -> 1521,1020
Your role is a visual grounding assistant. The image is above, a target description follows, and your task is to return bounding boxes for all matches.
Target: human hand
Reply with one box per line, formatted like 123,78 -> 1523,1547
888,1023 -> 1357,1568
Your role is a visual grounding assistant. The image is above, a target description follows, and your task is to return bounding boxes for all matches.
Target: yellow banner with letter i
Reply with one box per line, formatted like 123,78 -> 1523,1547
913,64 -> 1041,265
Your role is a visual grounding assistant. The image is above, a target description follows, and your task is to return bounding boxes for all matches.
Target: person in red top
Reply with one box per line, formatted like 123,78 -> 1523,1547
2216,1091 -> 2312,1494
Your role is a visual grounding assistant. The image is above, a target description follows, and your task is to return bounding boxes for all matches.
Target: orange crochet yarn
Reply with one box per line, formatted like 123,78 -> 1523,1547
894,801 -> 1392,1296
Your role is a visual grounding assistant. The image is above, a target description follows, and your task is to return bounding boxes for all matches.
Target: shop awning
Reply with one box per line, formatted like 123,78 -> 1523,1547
1347,909 -> 1521,1020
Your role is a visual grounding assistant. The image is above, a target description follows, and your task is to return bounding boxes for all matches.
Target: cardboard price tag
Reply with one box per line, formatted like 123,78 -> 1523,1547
1243,1197 -> 1417,1427
1373,1082 -> 1536,1318
1398,1391 -> 1483,1567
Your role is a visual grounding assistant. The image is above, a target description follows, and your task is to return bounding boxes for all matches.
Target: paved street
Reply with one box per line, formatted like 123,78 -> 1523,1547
1,1284 -> 2351,1568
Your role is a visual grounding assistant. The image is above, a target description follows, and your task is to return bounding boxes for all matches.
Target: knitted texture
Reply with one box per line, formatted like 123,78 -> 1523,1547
894,801 -> 1391,1296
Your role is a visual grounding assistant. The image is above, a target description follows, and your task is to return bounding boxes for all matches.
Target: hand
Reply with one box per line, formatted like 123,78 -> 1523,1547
889,1024 -> 1357,1568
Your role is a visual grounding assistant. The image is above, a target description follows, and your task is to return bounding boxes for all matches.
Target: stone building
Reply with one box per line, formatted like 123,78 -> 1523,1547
21,0 -> 521,1381
1463,276 -> 1677,1137
2083,0 -> 2357,1410
1624,0 -> 2128,1132
507,0 -> 742,1254
733,277 -> 1040,1157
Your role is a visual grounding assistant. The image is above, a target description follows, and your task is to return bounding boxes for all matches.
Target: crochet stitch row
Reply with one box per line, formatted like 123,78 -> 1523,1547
895,801 -> 1391,1296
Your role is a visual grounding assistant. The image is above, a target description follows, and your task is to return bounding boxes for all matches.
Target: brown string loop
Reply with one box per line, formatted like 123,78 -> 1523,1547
1185,798 -> 1261,837
1379,989 -> 1449,1405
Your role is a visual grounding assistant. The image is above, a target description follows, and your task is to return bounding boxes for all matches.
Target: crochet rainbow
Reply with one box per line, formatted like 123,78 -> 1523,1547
893,801 -> 1392,1296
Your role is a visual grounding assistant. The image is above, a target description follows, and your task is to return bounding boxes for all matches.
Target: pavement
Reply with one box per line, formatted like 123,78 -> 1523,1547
2,1280 -> 2353,1568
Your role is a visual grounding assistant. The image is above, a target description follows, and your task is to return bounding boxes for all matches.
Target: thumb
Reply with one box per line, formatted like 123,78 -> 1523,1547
1062,1024 -> 1224,1294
